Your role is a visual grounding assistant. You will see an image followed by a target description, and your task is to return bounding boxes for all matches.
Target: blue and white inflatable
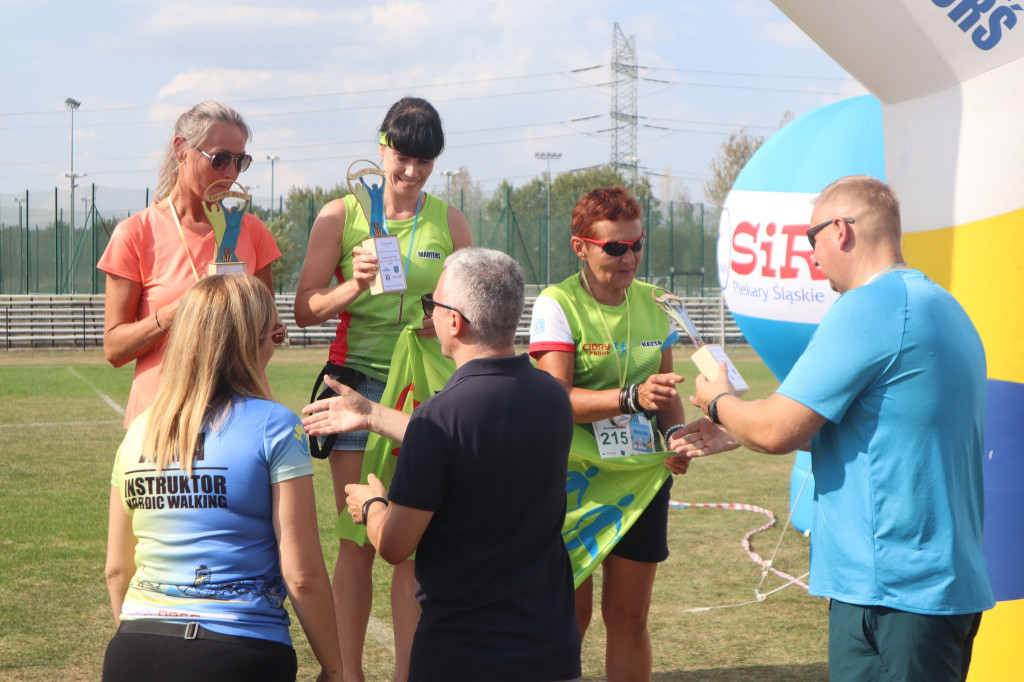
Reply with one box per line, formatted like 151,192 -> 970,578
717,94 -> 884,532
725,0 -> 1024,674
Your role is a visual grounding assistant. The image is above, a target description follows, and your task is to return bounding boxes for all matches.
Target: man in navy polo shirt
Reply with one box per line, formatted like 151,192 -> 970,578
303,248 -> 582,682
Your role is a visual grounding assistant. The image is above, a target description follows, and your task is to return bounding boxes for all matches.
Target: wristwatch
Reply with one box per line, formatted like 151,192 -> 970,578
707,392 -> 729,425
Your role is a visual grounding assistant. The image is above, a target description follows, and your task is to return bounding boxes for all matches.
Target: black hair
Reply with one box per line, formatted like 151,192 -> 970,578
379,97 -> 445,160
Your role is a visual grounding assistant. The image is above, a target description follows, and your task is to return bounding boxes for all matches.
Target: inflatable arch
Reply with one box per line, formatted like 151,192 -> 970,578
717,3 -> 1023,678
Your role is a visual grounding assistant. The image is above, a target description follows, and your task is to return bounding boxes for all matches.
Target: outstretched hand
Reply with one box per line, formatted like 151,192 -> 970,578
301,375 -> 372,436
671,416 -> 739,457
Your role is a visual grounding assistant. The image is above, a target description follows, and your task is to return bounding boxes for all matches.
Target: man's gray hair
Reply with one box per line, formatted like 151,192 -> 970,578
442,248 -> 524,348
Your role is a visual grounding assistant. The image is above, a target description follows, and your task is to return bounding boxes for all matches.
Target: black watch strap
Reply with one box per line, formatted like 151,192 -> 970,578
707,392 -> 730,425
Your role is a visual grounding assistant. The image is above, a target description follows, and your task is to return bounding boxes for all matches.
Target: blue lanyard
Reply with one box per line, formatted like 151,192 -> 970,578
402,192 -> 423,286
394,192 -> 423,322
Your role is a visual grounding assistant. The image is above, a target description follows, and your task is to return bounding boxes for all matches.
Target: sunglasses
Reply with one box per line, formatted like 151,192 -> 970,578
421,293 -> 471,324
267,322 -> 287,345
575,232 -> 646,257
807,217 -> 854,248
189,142 -> 253,173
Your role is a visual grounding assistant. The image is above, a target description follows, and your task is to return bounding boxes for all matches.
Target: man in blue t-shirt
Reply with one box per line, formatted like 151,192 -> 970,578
303,248 -> 582,682
680,176 -> 993,682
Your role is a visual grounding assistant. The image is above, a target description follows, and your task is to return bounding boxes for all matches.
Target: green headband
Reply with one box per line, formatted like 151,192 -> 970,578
378,131 -> 391,147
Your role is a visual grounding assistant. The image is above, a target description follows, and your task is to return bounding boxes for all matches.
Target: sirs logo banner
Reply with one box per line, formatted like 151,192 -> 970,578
932,0 -> 1023,51
717,190 -> 838,325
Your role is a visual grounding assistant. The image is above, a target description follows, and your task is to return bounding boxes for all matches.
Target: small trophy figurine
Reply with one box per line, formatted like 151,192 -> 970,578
202,180 -> 250,276
653,288 -> 749,395
347,159 -> 407,297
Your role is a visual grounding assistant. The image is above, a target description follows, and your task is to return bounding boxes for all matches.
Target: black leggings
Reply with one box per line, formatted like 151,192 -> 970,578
102,631 -> 297,682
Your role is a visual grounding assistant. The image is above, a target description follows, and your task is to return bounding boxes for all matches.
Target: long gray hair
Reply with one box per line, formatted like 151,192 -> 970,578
155,101 -> 251,201
442,248 -> 524,349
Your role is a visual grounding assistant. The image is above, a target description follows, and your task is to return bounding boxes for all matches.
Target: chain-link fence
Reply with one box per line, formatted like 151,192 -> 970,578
0,184 -> 721,297
0,186 -> 150,295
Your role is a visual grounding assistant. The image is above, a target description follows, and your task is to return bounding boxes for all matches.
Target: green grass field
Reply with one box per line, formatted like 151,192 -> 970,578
0,347 -> 828,681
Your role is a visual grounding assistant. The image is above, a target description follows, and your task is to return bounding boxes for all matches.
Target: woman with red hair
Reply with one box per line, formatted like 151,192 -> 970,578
530,186 -> 689,681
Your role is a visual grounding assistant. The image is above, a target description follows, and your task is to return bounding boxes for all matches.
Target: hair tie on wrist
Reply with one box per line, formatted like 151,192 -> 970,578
154,309 -> 167,334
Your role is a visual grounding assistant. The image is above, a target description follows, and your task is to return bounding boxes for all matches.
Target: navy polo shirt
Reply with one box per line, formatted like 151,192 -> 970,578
389,353 -> 581,681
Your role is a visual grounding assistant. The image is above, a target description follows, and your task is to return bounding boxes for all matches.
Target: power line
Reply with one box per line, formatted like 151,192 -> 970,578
0,67 -> 606,118
640,76 -> 858,97
0,83 -> 606,133
647,66 -> 850,82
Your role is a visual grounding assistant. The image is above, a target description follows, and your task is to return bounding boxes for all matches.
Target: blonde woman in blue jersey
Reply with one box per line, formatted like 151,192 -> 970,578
294,97 -> 471,682
103,274 -> 341,682
530,186 -> 690,682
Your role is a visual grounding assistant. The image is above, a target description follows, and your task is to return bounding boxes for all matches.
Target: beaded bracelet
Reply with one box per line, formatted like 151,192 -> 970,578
662,423 -> 686,442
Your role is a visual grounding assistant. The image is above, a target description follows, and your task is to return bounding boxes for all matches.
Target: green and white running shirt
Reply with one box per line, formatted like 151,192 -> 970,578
329,192 -> 454,381
529,273 -> 678,390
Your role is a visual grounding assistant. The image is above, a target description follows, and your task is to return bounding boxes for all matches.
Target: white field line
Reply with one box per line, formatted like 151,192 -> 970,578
366,614 -> 396,654
67,366 -> 126,417
0,419 -> 122,428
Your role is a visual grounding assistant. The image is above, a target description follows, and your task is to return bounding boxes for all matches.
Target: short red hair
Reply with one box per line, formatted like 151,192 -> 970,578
570,186 -> 641,239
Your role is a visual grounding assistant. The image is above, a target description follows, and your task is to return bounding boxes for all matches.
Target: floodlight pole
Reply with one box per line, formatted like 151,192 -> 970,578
535,152 -> 562,286
266,155 -> 279,221
441,169 -> 461,205
13,195 -> 24,230
64,98 -> 84,294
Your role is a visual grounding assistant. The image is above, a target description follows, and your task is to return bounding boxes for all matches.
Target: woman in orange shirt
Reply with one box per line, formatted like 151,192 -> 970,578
97,101 -> 280,427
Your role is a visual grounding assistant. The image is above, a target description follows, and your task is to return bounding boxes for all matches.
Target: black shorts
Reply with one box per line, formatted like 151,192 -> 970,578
609,475 -> 673,563
102,630 -> 297,682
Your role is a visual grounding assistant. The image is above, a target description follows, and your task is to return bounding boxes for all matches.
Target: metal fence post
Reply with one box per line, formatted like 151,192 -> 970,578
24,190 -> 30,295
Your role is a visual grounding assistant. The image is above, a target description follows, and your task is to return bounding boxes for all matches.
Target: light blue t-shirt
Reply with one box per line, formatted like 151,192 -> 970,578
112,397 -> 313,644
778,269 -> 993,615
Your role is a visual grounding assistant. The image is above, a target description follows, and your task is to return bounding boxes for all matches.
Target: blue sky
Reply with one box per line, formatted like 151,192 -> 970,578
0,0 -> 865,205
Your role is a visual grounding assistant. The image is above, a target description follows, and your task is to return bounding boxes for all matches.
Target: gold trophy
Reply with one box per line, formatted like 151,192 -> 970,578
347,159 -> 406,297
202,180 -> 250,276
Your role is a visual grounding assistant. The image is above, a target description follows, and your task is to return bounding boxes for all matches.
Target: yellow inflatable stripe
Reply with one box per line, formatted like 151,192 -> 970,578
967,598 -> 1024,681
902,208 -> 1024,384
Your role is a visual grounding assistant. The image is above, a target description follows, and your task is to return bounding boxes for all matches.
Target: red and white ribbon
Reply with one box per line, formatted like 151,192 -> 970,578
670,500 -> 809,611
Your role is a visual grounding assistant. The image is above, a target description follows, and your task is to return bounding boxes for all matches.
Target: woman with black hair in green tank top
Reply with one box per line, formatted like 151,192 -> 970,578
294,97 -> 471,682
